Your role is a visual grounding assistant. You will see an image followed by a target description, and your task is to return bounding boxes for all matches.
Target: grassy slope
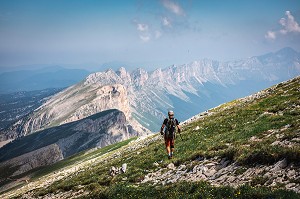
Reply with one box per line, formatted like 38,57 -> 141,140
0,137 -> 136,195
4,77 -> 300,198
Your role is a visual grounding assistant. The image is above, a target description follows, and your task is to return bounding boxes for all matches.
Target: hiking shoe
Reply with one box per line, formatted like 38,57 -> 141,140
168,155 -> 172,159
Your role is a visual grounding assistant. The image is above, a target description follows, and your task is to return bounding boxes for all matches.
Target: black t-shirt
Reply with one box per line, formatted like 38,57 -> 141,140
163,118 -> 179,126
163,118 -> 179,136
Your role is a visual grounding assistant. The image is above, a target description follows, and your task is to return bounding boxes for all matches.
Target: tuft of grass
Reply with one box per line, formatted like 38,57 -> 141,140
251,176 -> 269,186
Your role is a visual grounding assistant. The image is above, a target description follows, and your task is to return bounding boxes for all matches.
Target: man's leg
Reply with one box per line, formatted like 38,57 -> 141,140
167,146 -> 171,155
170,139 -> 175,157
165,138 -> 172,158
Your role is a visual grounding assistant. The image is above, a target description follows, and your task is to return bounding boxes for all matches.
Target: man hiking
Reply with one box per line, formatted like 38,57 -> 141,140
160,110 -> 181,159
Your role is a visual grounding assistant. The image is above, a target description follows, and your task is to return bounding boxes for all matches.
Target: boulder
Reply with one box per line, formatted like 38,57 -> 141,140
167,163 -> 175,170
121,163 -> 127,173
110,166 -> 117,176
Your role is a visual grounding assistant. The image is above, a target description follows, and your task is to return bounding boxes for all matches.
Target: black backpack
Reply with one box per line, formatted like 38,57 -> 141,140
165,118 -> 177,138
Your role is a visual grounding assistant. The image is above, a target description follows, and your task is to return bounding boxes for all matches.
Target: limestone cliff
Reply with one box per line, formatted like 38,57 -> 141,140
0,82 -> 147,141
0,109 -> 145,178
0,144 -> 63,177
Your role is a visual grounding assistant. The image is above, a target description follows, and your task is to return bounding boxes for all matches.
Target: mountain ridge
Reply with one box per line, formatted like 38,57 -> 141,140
0,109 -> 147,180
83,47 -> 300,130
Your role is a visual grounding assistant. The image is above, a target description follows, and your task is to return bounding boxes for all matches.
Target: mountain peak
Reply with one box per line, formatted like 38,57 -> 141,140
274,47 -> 299,60
118,67 -> 127,73
105,68 -> 116,74
276,47 -> 298,55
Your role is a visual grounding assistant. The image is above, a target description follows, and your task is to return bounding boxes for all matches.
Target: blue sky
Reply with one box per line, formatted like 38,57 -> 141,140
0,0 -> 300,70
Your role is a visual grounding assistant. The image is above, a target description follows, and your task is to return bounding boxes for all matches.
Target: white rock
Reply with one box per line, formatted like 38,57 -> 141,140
204,169 -> 217,177
205,163 -> 216,169
121,163 -> 127,173
194,126 -> 200,131
178,164 -> 186,171
167,163 -> 175,170
153,162 -> 159,167
110,166 -> 117,176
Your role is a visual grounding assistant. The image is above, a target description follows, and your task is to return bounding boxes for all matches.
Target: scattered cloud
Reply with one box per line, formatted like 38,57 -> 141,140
162,17 -> 171,27
133,0 -> 195,42
266,11 -> 300,40
139,35 -> 150,42
137,23 -> 149,32
134,20 -> 163,42
161,0 -> 185,16
135,21 -> 152,42
265,31 -> 276,40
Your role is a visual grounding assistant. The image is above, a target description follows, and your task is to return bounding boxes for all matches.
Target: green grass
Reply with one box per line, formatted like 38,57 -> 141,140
101,181 -> 299,199
0,137 -> 137,195
9,77 -> 300,198
32,137 -> 137,180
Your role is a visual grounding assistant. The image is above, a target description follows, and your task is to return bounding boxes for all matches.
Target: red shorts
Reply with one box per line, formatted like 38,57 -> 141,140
165,137 -> 175,148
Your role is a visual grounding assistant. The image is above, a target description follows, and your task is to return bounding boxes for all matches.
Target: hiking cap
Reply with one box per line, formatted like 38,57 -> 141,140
168,110 -> 174,116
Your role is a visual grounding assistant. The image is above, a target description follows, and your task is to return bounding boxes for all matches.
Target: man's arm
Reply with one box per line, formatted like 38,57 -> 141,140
160,124 -> 165,135
160,118 -> 168,135
177,124 -> 181,133
176,119 -> 181,133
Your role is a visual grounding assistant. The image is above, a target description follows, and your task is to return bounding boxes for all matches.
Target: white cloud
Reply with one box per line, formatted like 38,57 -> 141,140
140,35 -> 150,42
162,17 -> 171,27
162,0 -> 185,16
265,31 -> 276,40
265,11 -> 300,40
135,22 -> 151,42
137,23 -> 149,32
279,11 -> 300,34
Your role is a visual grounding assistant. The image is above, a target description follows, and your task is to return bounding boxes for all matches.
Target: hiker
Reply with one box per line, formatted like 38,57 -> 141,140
160,110 -> 181,159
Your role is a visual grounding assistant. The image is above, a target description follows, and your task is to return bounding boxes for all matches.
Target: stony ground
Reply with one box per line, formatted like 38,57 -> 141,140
142,157 -> 300,193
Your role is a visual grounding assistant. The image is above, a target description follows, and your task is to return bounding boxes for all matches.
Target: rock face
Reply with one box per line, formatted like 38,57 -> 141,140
0,109 -> 146,178
0,144 -> 63,177
0,83 -> 146,141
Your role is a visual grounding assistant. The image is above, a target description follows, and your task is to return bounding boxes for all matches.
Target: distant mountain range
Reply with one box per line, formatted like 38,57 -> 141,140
0,66 -> 90,94
0,47 -> 299,140
83,47 -> 300,131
